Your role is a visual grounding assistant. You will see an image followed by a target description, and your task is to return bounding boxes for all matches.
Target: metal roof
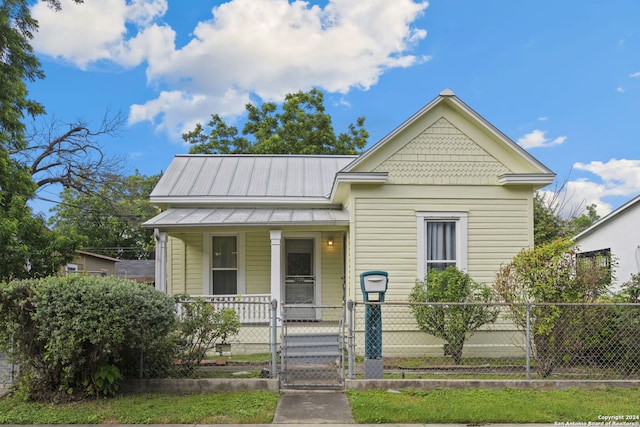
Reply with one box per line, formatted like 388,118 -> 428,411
150,154 -> 357,202
142,207 -> 350,228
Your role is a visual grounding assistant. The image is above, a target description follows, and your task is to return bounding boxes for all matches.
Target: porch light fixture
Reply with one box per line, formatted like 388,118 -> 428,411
327,237 -> 334,246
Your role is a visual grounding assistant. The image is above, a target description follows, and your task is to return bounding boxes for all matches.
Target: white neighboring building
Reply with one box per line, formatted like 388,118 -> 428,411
574,194 -> 640,290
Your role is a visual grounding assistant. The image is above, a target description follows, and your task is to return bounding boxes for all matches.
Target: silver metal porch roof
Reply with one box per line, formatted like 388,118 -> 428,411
142,207 -> 350,228
150,154 -> 357,202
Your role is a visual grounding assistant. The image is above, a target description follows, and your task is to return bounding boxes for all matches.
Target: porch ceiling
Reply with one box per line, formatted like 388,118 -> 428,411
142,207 -> 350,228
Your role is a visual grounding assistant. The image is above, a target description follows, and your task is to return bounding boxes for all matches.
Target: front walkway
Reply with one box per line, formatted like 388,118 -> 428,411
273,390 -> 355,424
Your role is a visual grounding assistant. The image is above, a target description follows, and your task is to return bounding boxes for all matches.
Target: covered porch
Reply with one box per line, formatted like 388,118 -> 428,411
145,207 -> 349,322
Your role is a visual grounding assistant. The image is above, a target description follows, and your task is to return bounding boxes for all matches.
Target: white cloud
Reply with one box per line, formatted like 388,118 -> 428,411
563,179 -> 612,217
574,159 -> 640,196
517,129 -> 566,149
128,88 -> 250,137
31,0 -> 130,68
617,86 -> 626,93
31,0 -> 169,69
550,159 -> 640,218
32,0 -> 429,138
629,71 -> 640,78
537,182 -> 612,219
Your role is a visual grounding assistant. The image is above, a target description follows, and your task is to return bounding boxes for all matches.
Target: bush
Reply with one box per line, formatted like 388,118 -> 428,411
174,297 -> 241,376
494,238 -> 611,377
409,267 -> 498,364
0,276 -> 176,399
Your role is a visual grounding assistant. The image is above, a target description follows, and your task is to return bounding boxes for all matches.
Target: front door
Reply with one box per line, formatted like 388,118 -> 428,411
284,238 -> 316,320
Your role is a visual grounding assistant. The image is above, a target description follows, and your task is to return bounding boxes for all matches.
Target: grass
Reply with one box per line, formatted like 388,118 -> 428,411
348,387 -> 640,424
0,392 -> 279,424
1,387 -> 638,424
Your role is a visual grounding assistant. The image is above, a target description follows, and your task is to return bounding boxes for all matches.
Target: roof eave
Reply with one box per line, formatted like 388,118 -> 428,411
149,196 -> 333,205
142,220 -> 351,229
499,173 -> 556,188
328,172 -> 388,202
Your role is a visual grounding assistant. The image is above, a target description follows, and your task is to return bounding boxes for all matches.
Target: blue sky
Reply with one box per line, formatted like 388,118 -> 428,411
27,0 -> 640,219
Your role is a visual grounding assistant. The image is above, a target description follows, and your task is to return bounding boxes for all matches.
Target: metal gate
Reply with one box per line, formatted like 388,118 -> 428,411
280,304 -> 346,389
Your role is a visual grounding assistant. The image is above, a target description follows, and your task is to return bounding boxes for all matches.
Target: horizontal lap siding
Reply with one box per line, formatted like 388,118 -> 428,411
354,200 -> 418,301
321,233 -> 344,305
168,233 -> 203,296
467,201 -> 529,282
245,231 -> 270,294
353,197 -> 529,298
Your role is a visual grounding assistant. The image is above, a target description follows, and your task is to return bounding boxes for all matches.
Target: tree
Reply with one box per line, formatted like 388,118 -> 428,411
184,88 -> 369,155
409,267 -> 498,364
533,173 -> 601,246
494,238 -> 610,377
533,192 -> 564,246
565,203 -> 599,237
0,0 -> 85,280
1,0 -> 83,151
49,172 -> 161,259
15,111 -> 127,195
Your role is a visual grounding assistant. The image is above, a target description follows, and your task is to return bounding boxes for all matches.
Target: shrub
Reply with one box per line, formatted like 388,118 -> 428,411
0,276 -> 176,399
409,267 -> 498,364
174,296 -> 241,375
494,238 -> 610,377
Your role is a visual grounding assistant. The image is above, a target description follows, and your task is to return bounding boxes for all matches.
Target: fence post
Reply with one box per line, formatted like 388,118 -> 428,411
525,303 -> 531,380
270,299 -> 278,379
347,300 -> 355,380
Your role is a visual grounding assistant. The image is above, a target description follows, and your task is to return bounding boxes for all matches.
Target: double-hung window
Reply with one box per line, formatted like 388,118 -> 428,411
417,212 -> 468,279
211,235 -> 238,295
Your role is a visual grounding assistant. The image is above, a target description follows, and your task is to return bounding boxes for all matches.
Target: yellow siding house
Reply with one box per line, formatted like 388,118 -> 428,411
143,90 -> 554,320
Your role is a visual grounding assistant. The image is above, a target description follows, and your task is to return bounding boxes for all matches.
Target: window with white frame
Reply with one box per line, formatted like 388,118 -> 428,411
211,235 -> 238,295
417,212 -> 468,279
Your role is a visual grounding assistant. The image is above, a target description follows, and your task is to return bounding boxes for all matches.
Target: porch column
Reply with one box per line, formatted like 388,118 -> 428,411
154,229 -> 167,293
269,230 -> 282,305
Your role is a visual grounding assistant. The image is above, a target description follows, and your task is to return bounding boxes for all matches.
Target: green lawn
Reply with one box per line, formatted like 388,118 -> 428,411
348,388 -> 640,424
0,392 -> 279,424
0,387 -> 638,424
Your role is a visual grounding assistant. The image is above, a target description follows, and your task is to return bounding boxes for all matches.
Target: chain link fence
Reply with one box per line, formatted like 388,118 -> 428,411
280,304 -> 346,388
348,301 -> 640,380
3,300 -> 639,387
121,298 -> 278,380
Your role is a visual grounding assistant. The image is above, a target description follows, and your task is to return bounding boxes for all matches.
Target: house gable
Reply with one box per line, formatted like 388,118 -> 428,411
372,116 -> 509,185
341,90 -> 554,187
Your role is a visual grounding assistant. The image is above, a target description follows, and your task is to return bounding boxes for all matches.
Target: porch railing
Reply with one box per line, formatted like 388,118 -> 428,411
176,294 -> 271,324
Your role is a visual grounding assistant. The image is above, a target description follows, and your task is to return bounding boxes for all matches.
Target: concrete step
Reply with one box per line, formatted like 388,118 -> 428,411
285,341 -> 341,353
284,351 -> 341,365
285,333 -> 340,345
282,332 -> 342,365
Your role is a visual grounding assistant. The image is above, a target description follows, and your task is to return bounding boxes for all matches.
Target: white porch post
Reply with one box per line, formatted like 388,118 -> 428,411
154,229 -> 167,293
269,230 -> 282,305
